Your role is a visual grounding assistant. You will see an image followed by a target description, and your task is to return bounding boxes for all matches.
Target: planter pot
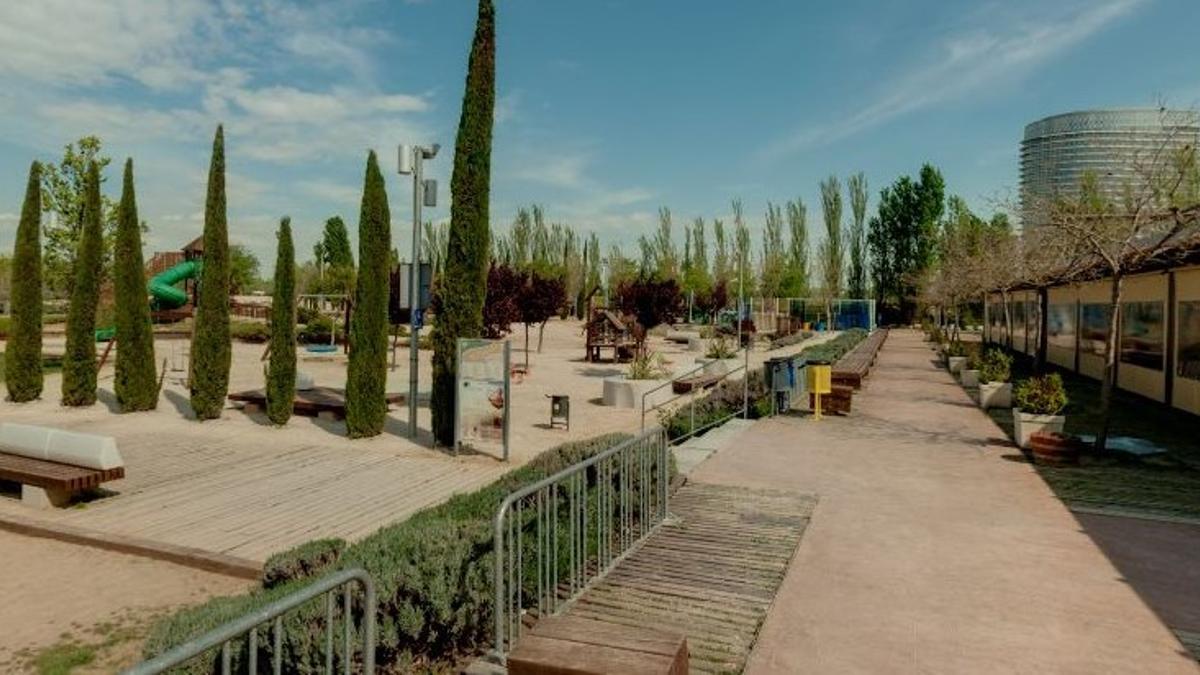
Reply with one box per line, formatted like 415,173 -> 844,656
1013,410 -> 1066,449
694,356 -> 740,376
947,356 -> 966,374
978,382 -> 1012,409
959,369 -> 979,388
603,376 -> 672,409
1029,431 -> 1083,466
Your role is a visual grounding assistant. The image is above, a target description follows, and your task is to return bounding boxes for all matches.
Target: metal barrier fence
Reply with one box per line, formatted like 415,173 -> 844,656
492,428 -> 670,660
125,568 -> 376,675
639,356 -> 750,445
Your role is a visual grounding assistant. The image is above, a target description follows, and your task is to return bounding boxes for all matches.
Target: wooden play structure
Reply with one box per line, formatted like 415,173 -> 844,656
585,309 -> 638,363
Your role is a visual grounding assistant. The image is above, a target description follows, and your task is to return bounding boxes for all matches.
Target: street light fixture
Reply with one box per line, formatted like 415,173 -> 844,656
398,143 -> 440,439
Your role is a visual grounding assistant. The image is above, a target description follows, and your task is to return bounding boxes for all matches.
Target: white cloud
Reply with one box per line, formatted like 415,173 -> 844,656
760,0 -> 1147,160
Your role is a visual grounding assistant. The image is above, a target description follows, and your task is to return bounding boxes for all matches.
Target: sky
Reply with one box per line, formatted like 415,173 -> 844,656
1,0 -> 1199,273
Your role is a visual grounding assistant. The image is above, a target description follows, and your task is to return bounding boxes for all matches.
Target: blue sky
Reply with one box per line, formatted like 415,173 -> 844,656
1,0 -> 1198,271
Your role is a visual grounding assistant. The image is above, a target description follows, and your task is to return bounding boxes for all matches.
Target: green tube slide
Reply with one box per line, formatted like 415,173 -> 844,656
149,259 -> 202,310
96,259 -> 202,341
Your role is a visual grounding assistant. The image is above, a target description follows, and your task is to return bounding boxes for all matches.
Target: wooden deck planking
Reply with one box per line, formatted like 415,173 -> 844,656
0,431 -> 509,563
547,482 -> 816,674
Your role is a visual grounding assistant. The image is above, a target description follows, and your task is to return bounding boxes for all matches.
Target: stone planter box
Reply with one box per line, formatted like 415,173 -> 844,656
978,382 -> 1012,409
694,356 -> 741,376
947,356 -> 966,374
959,369 -> 979,388
1013,410 -> 1066,449
603,376 -> 672,409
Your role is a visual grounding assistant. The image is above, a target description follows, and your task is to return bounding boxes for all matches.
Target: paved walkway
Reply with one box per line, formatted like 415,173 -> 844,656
690,329 -> 1199,673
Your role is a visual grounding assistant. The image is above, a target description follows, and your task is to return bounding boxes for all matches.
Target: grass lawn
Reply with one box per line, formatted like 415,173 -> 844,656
986,353 -> 1200,520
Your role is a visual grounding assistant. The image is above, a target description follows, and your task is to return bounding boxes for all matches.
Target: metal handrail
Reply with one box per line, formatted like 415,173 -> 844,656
492,428 -> 669,661
639,347 -> 750,433
126,568 -> 376,675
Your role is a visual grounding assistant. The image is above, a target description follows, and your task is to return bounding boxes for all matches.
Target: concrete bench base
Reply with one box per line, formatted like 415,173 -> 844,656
22,485 -> 74,508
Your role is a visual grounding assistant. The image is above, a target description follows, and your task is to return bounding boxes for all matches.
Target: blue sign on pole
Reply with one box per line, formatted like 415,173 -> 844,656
413,308 -> 424,330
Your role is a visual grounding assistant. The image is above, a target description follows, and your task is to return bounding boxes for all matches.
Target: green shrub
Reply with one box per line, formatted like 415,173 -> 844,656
705,334 -> 737,359
5,162 -> 43,402
628,350 -> 670,380
345,151 -> 391,438
767,330 -> 814,351
262,538 -> 346,590
978,349 -> 1012,384
230,321 -> 270,343
298,316 -> 337,344
144,432 -> 654,671
431,0 -> 496,446
61,161 -> 104,407
946,340 -> 967,358
190,125 -> 232,420
113,160 -> 159,412
296,305 -> 320,325
1014,373 -> 1067,415
267,218 -> 297,426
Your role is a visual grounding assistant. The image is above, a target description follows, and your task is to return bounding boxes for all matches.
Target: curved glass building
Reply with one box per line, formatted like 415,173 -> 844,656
1020,108 -> 1200,226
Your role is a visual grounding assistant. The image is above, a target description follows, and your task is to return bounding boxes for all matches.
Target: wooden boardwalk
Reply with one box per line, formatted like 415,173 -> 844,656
557,482 -> 816,674
0,411 -> 508,566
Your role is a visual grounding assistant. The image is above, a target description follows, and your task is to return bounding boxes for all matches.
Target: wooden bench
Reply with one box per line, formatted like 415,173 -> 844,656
0,423 -> 125,508
672,371 -> 723,394
508,616 -> 688,675
810,384 -> 854,415
831,329 -> 888,390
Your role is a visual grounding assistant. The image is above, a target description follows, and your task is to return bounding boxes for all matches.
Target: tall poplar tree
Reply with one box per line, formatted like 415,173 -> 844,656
431,0 -> 496,446
267,217 -> 297,426
782,198 -> 810,297
818,175 -> 844,301
190,126 -> 232,420
847,172 -> 869,298
61,162 -> 103,406
113,159 -> 158,411
345,153 -> 391,438
5,162 -> 44,402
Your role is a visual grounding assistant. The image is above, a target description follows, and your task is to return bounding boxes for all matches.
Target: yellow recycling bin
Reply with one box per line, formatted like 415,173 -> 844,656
806,361 -> 832,420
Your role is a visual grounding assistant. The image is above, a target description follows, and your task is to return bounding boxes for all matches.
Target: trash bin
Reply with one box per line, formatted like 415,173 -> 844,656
806,360 -> 832,420
766,356 -> 798,413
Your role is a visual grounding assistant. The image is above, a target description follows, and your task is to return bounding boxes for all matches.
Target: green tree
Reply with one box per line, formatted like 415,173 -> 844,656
652,207 -> 677,280
712,218 -> 729,288
345,153 -> 392,437
5,162 -> 44,402
431,0 -> 496,446
190,126 -> 232,420
781,198 -> 809,297
731,200 -> 753,295
759,202 -> 786,297
868,164 -> 945,322
267,217 -> 297,426
61,162 -> 104,407
40,137 -> 118,294
818,175 -> 844,300
321,216 -> 354,268
229,244 -> 262,294
113,159 -> 158,411
847,172 -> 869,298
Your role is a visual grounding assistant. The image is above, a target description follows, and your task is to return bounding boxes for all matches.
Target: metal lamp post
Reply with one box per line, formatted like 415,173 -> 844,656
398,143 -> 440,438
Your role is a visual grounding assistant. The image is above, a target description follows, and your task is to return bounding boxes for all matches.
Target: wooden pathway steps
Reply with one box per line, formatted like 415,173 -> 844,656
556,482 -> 816,674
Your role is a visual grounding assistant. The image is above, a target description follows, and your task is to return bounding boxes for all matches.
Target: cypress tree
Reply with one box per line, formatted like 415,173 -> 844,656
190,125 -> 232,419
431,0 -> 496,446
345,152 -> 391,438
5,162 -> 44,402
113,159 -> 158,411
266,217 -> 297,425
61,162 -> 104,406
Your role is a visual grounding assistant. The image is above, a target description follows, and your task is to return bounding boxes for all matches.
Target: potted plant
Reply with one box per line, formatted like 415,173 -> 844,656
960,351 -> 981,388
695,334 -> 740,375
1012,372 -> 1068,449
946,341 -> 968,374
977,348 -> 1013,409
603,349 -> 673,408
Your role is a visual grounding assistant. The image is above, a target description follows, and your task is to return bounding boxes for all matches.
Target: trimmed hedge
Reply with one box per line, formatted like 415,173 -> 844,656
144,432 -> 654,672
230,321 -> 270,343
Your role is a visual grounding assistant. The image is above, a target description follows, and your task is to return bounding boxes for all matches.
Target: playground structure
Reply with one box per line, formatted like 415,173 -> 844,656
584,309 -> 638,362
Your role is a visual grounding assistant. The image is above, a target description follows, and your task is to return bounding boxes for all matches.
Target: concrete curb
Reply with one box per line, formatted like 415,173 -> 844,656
0,513 -> 261,580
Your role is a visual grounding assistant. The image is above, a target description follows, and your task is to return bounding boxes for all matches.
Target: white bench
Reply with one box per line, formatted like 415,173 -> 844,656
0,423 -> 124,507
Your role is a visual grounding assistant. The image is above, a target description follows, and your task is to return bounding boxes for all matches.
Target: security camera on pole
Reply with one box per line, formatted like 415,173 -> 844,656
398,143 -> 440,438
